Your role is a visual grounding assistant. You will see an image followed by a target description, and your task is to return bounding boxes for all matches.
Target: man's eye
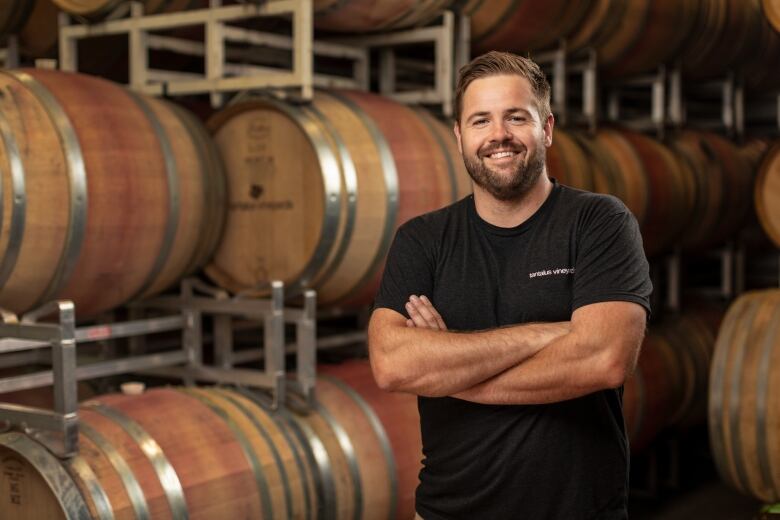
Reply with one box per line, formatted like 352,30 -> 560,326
473,119 -> 488,126
509,116 -> 526,123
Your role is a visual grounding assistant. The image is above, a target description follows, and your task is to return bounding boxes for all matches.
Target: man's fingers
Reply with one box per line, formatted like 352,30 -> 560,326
406,300 -> 434,329
408,295 -> 442,330
420,295 -> 448,331
406,319 -> 415,328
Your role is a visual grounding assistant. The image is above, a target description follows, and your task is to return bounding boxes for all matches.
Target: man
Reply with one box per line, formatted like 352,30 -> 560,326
367,51 -> 652,520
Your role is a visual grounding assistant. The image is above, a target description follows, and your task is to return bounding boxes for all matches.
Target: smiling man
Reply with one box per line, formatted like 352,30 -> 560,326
367,51 -> 652,519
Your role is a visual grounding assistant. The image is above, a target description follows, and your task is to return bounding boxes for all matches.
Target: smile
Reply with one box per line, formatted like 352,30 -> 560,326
485,150 -> 519,159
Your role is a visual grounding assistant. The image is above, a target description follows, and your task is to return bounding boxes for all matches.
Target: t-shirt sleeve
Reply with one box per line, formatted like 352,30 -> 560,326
572,200 -> 652,316
373,219 -> 437,317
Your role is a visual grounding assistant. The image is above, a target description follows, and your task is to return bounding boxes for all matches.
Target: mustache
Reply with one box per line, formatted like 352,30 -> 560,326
478,142 -> 525,156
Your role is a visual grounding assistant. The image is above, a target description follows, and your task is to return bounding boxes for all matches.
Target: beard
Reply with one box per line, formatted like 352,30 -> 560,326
463,139 -> 546,202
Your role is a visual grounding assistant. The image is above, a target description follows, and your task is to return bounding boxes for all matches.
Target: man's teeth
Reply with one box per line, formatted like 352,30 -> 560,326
489,151 -> 515,158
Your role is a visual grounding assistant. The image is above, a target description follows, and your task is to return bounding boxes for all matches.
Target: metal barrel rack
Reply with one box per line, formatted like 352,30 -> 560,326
0,277 -> 317,460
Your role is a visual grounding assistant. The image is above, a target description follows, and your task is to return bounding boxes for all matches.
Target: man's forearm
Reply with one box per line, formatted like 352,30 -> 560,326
368,313 -> 568,397
454,323 -> 643,405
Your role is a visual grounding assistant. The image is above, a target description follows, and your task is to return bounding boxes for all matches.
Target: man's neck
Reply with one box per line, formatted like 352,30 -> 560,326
473,174 -> 554,228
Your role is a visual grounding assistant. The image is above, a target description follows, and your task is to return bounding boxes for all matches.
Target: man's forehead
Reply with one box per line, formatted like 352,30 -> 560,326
462,75 -> 538,114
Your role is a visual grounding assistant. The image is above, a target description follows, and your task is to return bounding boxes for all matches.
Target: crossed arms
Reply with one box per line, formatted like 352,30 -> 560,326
367,296 -> 647,405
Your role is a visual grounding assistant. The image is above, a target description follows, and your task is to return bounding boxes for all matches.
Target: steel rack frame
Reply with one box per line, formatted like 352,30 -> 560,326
606,64 -> 674,139
0,277 -> 316,458
534,42 -> 598,131
329,10 -> 470,117
57,0 -> 368,107
0,35 -> 19,69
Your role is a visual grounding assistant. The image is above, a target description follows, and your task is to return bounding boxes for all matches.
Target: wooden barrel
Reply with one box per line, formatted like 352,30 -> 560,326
0,0 -> 59,58
709,290 -> 780,503
623,331 -> 686,453
318,359 -> 422,519
681,0 -> 763,80
313,0 -> 459,32
0,69 -> 225,319
764,0 -> 780,32
546,128 -> 594,191
744,8 -> 780,89
661,313 -> 718,430
52,0 -> 205,19
0,361 -> 421,519
671,131 -> 754,250
463,0 -> 592,54
54,0 -> 457,32
588,128 -> 692,257
755,142 -> 780,248
0,0 -> 35,37
597,0 -> 699,77
570,130 -> 648,225
206,90 -> 470,307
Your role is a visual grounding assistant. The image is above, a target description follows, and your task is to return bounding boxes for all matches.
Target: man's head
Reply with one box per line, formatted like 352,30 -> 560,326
454,51 -> 554,202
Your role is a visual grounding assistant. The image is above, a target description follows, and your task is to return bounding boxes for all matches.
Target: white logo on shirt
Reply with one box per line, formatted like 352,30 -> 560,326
528,267 -> 576,279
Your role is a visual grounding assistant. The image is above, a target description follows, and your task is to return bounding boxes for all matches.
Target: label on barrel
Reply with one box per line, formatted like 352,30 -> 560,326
2,455 -> 25,507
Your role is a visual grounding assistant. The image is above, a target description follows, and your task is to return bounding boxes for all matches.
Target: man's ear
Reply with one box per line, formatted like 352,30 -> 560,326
544,113 -> 555,148
454,121 -> 463,155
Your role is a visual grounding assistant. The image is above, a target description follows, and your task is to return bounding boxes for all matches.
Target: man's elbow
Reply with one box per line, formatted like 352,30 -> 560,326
370,352 -> 403,391
600,347 -> 633,389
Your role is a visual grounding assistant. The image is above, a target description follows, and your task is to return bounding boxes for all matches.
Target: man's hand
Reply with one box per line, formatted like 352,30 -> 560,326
405,295 -> 447,331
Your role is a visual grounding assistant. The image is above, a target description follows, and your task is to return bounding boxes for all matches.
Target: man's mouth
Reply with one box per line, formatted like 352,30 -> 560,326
486,150 -> 517,159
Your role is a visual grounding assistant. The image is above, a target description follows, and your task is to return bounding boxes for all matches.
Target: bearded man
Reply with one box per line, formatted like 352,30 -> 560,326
367,51 -> 652,520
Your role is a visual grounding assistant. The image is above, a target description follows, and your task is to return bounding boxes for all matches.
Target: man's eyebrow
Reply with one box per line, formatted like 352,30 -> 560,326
505,107 -> 533,117
466,111 -> 490,121
466,107 -> 534,121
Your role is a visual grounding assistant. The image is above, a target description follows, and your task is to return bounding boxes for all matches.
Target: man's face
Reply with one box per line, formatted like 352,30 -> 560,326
454,74 -> 554,201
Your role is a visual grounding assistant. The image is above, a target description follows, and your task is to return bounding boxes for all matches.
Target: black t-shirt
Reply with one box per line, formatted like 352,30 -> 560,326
374,181 -> 652,520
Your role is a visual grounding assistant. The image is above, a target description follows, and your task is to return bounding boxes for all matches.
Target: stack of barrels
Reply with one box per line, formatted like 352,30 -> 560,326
0,360 -> 423,519
621,307 -> 723,453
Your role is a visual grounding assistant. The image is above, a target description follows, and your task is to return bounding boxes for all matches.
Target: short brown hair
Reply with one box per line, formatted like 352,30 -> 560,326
454,51 -> 551,124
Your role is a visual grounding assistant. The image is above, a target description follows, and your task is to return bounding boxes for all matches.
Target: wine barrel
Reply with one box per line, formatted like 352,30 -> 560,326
681,0 -> 763,80
597,0 -> 699,77
0,361 -> 421,519
709,290 -> 780,503
52,0 -> 205,19
0,69 -> 225,319
661,313 -> 718,430
318,359 -> 422,519
623,331 -> 686,453
0,0 -> 35,37
54,0 -> 458,32
546,128 -> 594,191
570,130 -> 648,225
0,0 -> 59,58
744,8 -> 780,89
463,0 -> 592,55
755,142 -> 780,248
671,131 -> 754,249
588,128 -> 692,257
314,0 -> 459,32
206,90 -> 470,306
763,0 -> 780,33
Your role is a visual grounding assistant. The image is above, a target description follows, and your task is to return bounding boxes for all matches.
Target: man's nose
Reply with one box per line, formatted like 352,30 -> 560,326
488,121 -> 512,142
